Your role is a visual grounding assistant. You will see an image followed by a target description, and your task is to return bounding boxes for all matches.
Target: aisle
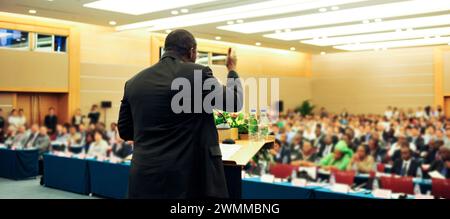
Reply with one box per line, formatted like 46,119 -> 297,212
0,177 -> 99,199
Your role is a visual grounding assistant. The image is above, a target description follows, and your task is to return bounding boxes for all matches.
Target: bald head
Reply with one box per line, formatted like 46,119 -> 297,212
164,29 -> 197,62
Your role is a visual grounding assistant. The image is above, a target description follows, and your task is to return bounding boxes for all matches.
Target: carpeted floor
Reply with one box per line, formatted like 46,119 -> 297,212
0,177 -> 98,199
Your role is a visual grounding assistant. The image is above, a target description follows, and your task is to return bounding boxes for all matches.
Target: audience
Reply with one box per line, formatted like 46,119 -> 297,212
291,141 -> 318,166
44,107 -> 58,134
71,108 -> 85,129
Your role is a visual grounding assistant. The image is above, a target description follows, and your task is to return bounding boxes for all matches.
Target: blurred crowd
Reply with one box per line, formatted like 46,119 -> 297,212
250,105 -> 450,179
0,104 -> 132,160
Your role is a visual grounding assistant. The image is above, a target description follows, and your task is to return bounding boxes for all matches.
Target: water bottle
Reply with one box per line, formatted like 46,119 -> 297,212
258,108 -> 270,141
330,173 -> 336,185
414,184 -> 422,195
416,167 -> 423,179
248,109 -> 258,141
372,178 -> 380,190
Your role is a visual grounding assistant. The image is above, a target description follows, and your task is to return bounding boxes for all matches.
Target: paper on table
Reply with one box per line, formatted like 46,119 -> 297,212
219,144 -> 242,161
428,170 -> 445,179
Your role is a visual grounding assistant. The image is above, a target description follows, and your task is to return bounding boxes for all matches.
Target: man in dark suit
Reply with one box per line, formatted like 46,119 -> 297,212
427,146 -> 450,179
391,143 -> 421,177
44,107 -> 58,135
118,30 -> 242,199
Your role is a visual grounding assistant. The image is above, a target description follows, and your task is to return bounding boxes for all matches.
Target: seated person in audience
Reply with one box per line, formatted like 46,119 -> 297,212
4,126 -> 16,146
319,141 -> 353,171
342,133 -> 356,152
289,133 -> 303,157
112,136 -> 133,159
34,127 -> 51,156
52,124 -> 69,143
389,134 -> 417,161
368,138 -> 387,163
291,141 -> 318,166
24,124 -> 39,148
107,122 -> 118,144
11,126 -> 27,148
312,125 -> 325,148
96,122 -> 110,142
407,126 -> 425,152
318,135 -> 335,159
68,125 -> 81,146
44,107 -> 58,134
423,139 -> 443,164
269,138 -> 290,164
428,146 -> 450,179
347,145 -> 375,173
87,130 -> 110,158
391,143 -> 421,177
269,123 -> 280,136
78,123 -> 87,146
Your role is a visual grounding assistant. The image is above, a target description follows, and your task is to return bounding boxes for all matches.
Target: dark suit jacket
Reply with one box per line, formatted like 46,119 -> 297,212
391,158 -> 421,177
118,51 -> 243,199
428,160 -> 450,179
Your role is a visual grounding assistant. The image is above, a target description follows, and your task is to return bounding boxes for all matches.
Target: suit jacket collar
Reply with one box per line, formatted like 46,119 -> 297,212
161,50 -> 182,61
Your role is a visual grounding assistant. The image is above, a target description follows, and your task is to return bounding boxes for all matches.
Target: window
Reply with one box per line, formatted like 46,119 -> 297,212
211,53 -> 227,65
196,51 -> 209,65
54,35 -> 67,52
35,34 -> 53,52
0,29 -> 29,49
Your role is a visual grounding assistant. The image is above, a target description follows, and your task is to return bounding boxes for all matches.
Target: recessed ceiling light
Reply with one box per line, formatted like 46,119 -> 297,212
395,28 -> 402,32
236,19 -> 244,24
255,42 -> 261,46
84,0 -> 218,15
335,36 -> 450,51
180,8 -> 189,13
284,28 -> 291,32
215,36 -> 221,40
165,29 -> 172,33
28,9 -> 37,14
319,8 -> 327,12
290,47 -> 296,51
264,14 -> 450,41
109,21 -> 117,25
301,27 -> 450,46
407,27 -> 413,31
171,10 -> 179,15
118,0 -> 367,31
362,20 -> 370,24
331,6 -> 339,11
320,51 -> 326,55
219,0 -> 450,34
275,30 -> 282,34
47,0 -> 54,2
227,21 -> 234,25
374,18 -> 382,22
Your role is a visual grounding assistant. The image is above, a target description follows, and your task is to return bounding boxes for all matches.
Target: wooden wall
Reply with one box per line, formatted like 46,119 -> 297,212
311,47 -> 435,114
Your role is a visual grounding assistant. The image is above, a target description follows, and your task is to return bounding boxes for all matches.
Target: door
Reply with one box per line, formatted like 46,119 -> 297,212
445,96 -> 450,119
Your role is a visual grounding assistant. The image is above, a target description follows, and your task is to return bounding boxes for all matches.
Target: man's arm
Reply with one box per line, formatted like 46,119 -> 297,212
118,82 -> 134,141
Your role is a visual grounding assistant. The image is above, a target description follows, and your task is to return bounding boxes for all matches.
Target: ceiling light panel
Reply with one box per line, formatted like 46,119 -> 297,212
264,14 -> 450,40
334,36 -> 450,51
116,0 -> 368,31
302,26 -> 450,46
218,0 -> 450,34
84,0 -> 219,15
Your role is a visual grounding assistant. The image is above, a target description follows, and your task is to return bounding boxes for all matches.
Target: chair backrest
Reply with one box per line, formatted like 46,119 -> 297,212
376,163 -> 385,173
269,164 -> 295,179
331,170 -> 356,186
431,178 -> 450,199
380,176 -> 414,194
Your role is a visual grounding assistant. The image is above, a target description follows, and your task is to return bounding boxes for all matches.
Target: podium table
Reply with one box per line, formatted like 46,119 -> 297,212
221,139 -> 273,199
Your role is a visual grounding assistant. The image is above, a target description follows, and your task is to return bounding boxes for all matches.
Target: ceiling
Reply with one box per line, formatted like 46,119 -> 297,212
1,0 -> 449,54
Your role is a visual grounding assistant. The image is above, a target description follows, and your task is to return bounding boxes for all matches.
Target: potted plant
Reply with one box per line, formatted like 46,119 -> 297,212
214,111 -> 248,140
295,100 -> 316,116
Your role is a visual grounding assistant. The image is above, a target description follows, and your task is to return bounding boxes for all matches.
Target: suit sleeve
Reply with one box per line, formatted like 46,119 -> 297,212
202,67 -> 243,112
118,82 -> 134,141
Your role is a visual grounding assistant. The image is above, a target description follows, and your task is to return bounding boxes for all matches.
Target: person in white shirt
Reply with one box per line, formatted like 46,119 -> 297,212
388,134 -> 416,157
87,130 -> 110,158
415,106 -> 424,118
17,109 -> 26,127
7,109 -> 21,129
384,106 -> 393,119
